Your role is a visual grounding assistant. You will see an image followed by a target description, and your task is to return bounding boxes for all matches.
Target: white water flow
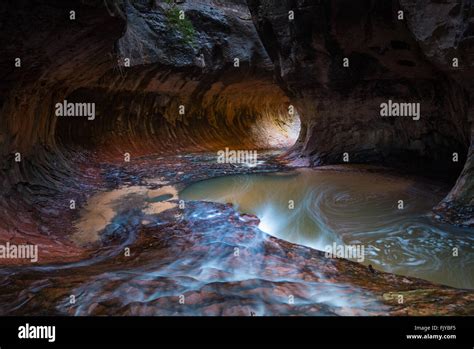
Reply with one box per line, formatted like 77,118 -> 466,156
180,167 -> 474,289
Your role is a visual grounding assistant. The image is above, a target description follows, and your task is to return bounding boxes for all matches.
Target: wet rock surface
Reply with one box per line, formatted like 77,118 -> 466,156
0,0 -> 472,316
0,0 -> 296,262
0,152 -> 473,316
247,0 -> 474,225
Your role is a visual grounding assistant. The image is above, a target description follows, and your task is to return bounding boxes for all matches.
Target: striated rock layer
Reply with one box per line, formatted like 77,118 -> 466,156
0,152 -> 472,316
0,0 -> 296,255
248,0 -> 474,225
0,0 -> 472,315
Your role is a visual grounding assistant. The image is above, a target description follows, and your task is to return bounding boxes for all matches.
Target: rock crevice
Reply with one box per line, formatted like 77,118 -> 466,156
248,0 -> 473,225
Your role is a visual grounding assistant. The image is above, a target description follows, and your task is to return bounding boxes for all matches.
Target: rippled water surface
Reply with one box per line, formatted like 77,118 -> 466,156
180,168 -> 474,289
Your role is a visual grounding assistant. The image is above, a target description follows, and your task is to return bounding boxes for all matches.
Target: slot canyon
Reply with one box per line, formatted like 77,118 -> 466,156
0,0 -> 473,316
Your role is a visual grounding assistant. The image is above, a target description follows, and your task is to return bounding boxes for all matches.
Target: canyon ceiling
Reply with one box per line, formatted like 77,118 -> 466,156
0,0 -> 472,316
1,0 -> 472,232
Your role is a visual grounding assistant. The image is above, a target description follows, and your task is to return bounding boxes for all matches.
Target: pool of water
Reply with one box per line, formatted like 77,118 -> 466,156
180,167 -> 474,289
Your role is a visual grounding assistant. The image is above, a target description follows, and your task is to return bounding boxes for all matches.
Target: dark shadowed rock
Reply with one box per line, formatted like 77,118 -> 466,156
247,0 -> 473,225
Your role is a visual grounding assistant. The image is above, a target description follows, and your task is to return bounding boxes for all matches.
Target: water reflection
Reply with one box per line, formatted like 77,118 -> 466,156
180,168 -> 474,289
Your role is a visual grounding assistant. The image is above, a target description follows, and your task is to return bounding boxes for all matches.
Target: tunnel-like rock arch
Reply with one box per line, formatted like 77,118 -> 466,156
0,0 -> 473,317
248,0 -> 474,226
0,0 -> 300,255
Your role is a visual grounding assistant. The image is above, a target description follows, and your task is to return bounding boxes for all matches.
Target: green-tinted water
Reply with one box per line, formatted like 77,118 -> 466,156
180,168 -> 474,289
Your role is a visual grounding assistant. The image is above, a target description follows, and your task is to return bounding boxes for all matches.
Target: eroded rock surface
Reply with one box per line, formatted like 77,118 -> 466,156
248,0 -> 474,224
0,0 -> 295,256
0,153 -> 472,316
0,0 -> 472,316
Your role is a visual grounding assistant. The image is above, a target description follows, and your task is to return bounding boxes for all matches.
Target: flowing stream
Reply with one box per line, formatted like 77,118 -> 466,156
0,160 -> 472,316
180,168 -> 474,289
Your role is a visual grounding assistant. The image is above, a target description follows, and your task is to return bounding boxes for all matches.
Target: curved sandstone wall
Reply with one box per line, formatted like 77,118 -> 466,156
0,0 -> 296,247
248,0 -> 473,225
0,0 -> 472,246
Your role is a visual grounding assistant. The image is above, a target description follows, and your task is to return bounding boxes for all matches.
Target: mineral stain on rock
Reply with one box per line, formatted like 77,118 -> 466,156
0,0 -> 472,316
72,184 -> 178,245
